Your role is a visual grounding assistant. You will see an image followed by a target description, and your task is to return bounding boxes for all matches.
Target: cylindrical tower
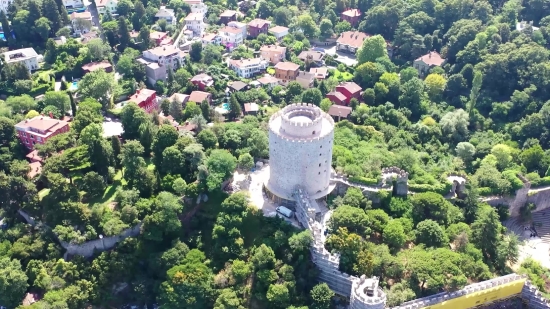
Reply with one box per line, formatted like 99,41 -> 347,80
266,103 -> 335,200
350,276 -> 387,309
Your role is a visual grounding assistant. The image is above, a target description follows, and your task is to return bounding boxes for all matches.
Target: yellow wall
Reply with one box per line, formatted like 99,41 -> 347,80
421,279 -> 526,309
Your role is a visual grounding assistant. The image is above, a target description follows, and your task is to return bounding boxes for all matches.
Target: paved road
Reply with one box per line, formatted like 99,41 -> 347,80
317,45 -> 358,66
87,1 -> 104,41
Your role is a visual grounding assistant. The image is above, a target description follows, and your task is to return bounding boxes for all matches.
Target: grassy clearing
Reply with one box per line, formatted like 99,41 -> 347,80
331,69 -> 353,81
89,170 -> 126,205
38,189 -> 50,200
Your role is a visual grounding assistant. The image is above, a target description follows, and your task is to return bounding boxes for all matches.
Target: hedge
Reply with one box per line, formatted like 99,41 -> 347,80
477,187 -> 493,196
408,182 -> 452,195
348,176 -> 379,186
531,176 -> 550,188
29,84 -> 51,97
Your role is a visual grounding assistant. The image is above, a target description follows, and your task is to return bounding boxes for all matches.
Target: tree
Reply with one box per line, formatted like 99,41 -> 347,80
118,17 -> 131,50
468,70 -> 483,118
342,187 -> 368,209
357,35 -> 388,65
335,20 -> 352,34
153,124 -> 179,168
117,0 -> 133,15
34,17 -> 52,41
78,70 -> 116,109
132,1 -> 145,30
139,26 -> 152,49
184,101 -> 202,120
383,219 -> 407,250
238,153 -> 254,170
197,129 -> 217,149
0,11 -> 12,46
301,88 -> 323,106
456,142 -> 476,161
329,205 -> 370,236
0,257 -> 28,308
227,93 -> 241,120
172,177 -> 187,195
295,14 -> 320,38
42,0 -> 61,33
214,289 -> 243,309
266,284 -> 290,308
72,98 -> 103,135
69,92 -> 77,117
416,219 -> 449,247
169,98 -> 183,120
43,91 -> 70,113
200,100 -> 211,122
410,192 -> 458,226
319,19 -> 334,38
440,109 -> 469,143
86,38 -> 111,61
521,144 -> 545,173
471,206 -> 504,266
252,244 -> 276,270
190,41 -> 203,62
42,105 -> 62,119
424,73 -> 446,102
5,95 -> 36,113
310,283 -> 334,309
399,78 -> 424,119
74,18 -> 93,36
81,171 -> 106,199
205,150 -> 236,191
386,282 -> 416,307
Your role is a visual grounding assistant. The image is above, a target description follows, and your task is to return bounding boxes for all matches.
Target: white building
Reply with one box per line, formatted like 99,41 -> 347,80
183,0 -> 208,15
138,45 -> 187,84
268,26 -> 289,41
219,21 -> 246,50
62,0 -> 83,8
3,48 -> 42,72
96,0 -> 118,14
155,6 -> 176,25
201,33 -> 221,45
228,57 -> 268,78
184,12 -> 207,36
517,20 -> 540,32
70,11 -> 93,36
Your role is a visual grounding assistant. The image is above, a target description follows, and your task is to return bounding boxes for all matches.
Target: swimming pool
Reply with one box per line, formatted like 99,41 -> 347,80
70,81 -> 78,91
0,33 -> 5,41
222,103 -> 230,111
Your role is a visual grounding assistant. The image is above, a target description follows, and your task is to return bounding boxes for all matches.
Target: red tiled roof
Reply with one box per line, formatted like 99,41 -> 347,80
248,18 -> 271,28
16,116 -> 69,133
128,88 -> 156,104
328,104 -> 352,118
188,91 -> 211,103
70,11 -> 92,20
338,82 -> 362,94
220,10 -> 237,17
415,51 -> 445,66
26,149 -> 43,162
150,31 -> 168,40
82,60 -> 112,72
260,45 -> 286,53
327,91 -> 347,102
274,61 -> 300,71
220,26 -> 243,34
258,75 -> 279,84
337,31 -> 369,49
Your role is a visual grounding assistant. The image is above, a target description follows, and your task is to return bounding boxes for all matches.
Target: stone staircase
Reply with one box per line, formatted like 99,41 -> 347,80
532,211 -> 550,244
504,216 -> 528,240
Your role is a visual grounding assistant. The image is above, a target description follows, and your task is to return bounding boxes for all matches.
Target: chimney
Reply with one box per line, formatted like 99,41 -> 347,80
137,89 -> 141,94
429,52 -> 431,58
49,111 -> 53,119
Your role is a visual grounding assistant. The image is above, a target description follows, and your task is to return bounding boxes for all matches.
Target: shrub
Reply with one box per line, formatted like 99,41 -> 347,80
348,176 -> 379,186
477,187 -> 493,196
502,170 -> 524,191
408,182 -> 452,195
530,176 -> 550,188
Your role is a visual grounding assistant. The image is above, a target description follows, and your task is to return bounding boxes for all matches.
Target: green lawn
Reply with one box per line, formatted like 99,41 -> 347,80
89,170 -> 126,205
266,67 -> 275,75
331,69 -> 353,81
38,189 -> 50,200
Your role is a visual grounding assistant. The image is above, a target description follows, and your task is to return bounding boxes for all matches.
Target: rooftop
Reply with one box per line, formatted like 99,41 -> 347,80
185,12 -> 204,21
26,149 -> 43,162
150,31 -> 168,40
82,60 -> 112,72
144,45 -> 182,57
415,51 -> 445,66
228,21 -> 246,28
202,33 -> 218,41
229,80 -> 248,91
337,31 -> 369,49
229,57 -> 267,68
80,31 -> 99,43
15,116 -> 69,135
258,75 -> 279,84
97,0 -> 117,6
342,8 -> 361,17
248,18 -> 271,28
70,11 -> 92,20
327,91 -> 347,102
169,93 -> 190,104
328,104 -> 352,118
3,48 -> 39,63
189,91 -> 211,103
310,67 -> 328,78
296,71 -> 315,82
156,6 -> 175,17
337,82 -> 362,94
269,26 -> 289,34
298,50 -> 325,62
220,10 -> 237,17
274,61 -> 300,71
220,26 -> 243,34
244,102 -> 259,112
128,88 -> 156,104
260,44 -> 286,53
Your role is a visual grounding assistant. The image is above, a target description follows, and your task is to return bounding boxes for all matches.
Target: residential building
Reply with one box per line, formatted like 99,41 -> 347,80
274,61 -> 300,83
297,50 -> 325,66
62,0 -> 83,8
26,150 -> 43,163
341,9 -> 361,26
128,88 -> 158,113
184,12 -> 207,36
517,20 -> 540,32
169,93 -> 190,106
3,48 -> 42,72
189,90 -> 212,104
247,18 -> 271,37
190,73 -> 214,90
184,0 -> 208,14
413,51 -> 445,76
336,31 -> 368,54
219,10 -> 237,24
244,102 -> 259,115
328,105 -> 352,122
268,26 -> 289,40
201,33 -> 221,45
70,11 -> 92,35
220,22 -> 247,50
296,71 -> 315,89
28,161 -> 42,179
326,82 -> 362,105
80,31 -> 99,44
257,75 -> 280,89
228,81 -> 248,92
228,57 -> 268,78
310,67 -> 328,79
139,45 -> 187,84
155,6 -> 176,25
260,45 -> 286,64
82,60 -> 113,74
96,0 -> 118,14
150,31 -> 173,46
15,116 -> 70,150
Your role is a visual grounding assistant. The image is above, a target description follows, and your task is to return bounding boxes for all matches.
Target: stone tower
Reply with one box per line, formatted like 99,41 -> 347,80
266,103 -> 335,200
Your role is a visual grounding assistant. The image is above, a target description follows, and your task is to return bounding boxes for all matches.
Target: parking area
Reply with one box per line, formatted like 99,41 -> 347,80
315,45 -> 358,66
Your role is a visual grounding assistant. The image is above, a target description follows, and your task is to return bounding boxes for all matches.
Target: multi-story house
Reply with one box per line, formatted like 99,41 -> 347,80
15,116 -> 70,150
189,90 -> 212,104
3,48 -> 42,72
413,51 -> 445,76
138,45 -> 187,84
184,12 -> 207,36
326,82 -> 362,105
337,31 -> 394,57
219,10 -> 237,24
96,0 -> 118,14
260,45 -> 286,64
296,71 -> 315,89
70,11 -> 93,36
228,57 -> 268,78
248,19 -> 271,37
274,61 -> 300,83
297,50 -> 325,67
190,73 -> 214,90
82,60 -> 113,74
155,6 -> 177,25
184,0 -> 208,14
150,31 -> 172,46
219,22 -> 246,50
268,26 -> 289,41
341,9 -> 361,26
201,33 -> 221,45
128,88 -> 158,113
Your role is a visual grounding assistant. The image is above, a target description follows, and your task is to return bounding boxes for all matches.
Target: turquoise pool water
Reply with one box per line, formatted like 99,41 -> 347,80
222,103 -> 230,111
70,81 -> 78,91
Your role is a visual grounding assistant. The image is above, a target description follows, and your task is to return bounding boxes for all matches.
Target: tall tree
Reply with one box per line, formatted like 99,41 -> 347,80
227,93 -> 241,120
468,70 -> 483,118
132,1 -> 145,30
118,16 -> 131,50
357,35 -> 388,65
78,70 -> 116,109
42,0 -> 62,33
53,0 -> 69,25
0,257 -> 28,308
